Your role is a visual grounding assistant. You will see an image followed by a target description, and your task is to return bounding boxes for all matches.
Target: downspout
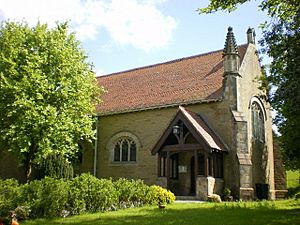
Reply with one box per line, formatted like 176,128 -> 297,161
93,116 -> 99,177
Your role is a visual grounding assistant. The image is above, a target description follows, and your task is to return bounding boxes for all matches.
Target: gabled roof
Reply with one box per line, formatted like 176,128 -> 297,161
180,106 -> 227,151
151,106 -> 228,155
96,44 -> 248,115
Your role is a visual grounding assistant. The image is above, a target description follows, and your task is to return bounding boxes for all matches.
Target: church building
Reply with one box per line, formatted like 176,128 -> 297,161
81,27 -> 276,200
0,27 -> 286,200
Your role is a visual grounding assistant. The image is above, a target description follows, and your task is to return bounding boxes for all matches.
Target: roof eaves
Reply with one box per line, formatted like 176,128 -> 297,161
96,97 -> 223,116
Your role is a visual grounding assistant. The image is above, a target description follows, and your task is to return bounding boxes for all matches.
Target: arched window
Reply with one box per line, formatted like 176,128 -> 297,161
251,102 -> 265,142
113,137 -> 136,162
108,132 -> 140,164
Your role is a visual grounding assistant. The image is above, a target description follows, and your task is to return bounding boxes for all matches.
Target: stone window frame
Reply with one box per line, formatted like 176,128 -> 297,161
249,97 -> 267,143
107,132 -> 141,164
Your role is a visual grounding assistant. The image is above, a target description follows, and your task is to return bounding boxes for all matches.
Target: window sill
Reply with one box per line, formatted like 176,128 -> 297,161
109,161 -> 137,166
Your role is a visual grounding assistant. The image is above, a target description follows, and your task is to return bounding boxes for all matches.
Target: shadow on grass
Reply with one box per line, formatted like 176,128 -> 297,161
23,202 -> 300,225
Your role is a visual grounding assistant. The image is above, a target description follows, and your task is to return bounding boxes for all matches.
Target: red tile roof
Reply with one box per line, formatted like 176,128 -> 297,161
96,44 -> 248,115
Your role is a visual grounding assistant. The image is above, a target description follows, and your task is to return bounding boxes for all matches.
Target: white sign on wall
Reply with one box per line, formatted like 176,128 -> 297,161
178,165 -> 187,173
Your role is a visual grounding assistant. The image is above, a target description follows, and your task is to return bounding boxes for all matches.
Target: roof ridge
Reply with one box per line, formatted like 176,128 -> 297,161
97,44 -> 247,79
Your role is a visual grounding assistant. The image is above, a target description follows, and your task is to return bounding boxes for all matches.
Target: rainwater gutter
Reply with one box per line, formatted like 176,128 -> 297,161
93,116 -> 99,177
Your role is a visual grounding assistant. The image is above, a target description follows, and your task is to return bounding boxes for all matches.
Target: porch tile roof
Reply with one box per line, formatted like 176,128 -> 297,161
179,106 -> 227,151
151,106 -> 228,155
96,44 -> 248,115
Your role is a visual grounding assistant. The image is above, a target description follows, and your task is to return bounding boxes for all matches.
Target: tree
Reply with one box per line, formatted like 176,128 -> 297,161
0,21 -> 102,179
198,1 -> 300,170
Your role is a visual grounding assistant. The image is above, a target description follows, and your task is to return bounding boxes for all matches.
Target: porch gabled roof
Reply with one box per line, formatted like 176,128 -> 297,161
151,106 -> 228,155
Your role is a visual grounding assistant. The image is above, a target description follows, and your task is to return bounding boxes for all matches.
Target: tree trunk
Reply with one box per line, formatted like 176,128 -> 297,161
24,142 -> 36,181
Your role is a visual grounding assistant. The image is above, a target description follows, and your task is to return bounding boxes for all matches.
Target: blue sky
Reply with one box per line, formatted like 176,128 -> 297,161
0,0 -> 269,75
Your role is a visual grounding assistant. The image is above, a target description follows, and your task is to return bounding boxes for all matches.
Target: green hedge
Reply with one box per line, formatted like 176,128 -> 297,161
0,179 -> 20,218
19,177 -> 69,218
114,178 -> 150,208
0,174 -> 175,220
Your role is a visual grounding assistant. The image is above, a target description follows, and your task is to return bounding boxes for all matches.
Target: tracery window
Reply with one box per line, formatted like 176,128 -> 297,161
251,102 -> 265,142
113,137 -> 137,162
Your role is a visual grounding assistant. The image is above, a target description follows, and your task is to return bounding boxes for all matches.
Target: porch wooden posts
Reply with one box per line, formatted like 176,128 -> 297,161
194,149 -> 198,185
166,151 -> 170,188
205,153 -> 209,177
157,154 -> 161,176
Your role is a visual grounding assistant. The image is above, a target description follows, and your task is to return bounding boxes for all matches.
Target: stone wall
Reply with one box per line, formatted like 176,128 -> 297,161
86,101 -> 234,186
93,107 -> 177,185
237,43 -> 275,199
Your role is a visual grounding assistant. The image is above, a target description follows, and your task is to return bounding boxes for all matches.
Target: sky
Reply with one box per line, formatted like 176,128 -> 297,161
0,0 -> 269,76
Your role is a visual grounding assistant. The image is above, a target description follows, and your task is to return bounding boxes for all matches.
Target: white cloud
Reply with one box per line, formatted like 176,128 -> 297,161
105,0 -> 177,51
0,0 -> 177,51
0,0 -> 81,27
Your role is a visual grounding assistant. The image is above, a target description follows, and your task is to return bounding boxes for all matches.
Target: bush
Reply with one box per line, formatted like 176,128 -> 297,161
69,173 -> 118,212
127,179 -> 150,206
0,179 -> 20,218
287,185 -> 300,198
146,185 -> 175,205
19,177 -> 69,218
0,175 -> 176,219
38,154 -> 74,180
66,179 -> 86,215
114,178 -> 149,208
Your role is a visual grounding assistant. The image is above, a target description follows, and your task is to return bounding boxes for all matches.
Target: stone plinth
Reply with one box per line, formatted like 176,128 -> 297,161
196,176 -> 224,200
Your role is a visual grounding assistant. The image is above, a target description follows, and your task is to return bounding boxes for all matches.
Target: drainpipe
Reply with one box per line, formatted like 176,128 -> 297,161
93,116 -> 99,177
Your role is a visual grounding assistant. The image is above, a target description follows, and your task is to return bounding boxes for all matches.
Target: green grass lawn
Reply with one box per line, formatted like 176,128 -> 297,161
22,200 -> 300,225
287,170 -> 300,188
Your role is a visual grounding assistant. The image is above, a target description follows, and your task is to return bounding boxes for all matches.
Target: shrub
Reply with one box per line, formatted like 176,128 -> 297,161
287,185 -> 300,198
114,178 -> 149,208
0,179 -> 20,218
0,176 -> 176,219
146,185 -> 175,205
19,177 -> 69,218
69,173 -> 118,212
66,180 -> 86,215
13,205 -> 31,220
128,179 -> 150,206
223,187 -> 231,196
39,154 -> 74,179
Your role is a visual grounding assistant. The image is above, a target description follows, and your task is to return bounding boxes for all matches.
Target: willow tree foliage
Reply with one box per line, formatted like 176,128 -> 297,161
199,1 -> 300,169
0,21 -> 102,179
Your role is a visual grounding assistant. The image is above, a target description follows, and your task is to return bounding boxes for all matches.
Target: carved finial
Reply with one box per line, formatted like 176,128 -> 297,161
247,27 -> 256,44
223,26 -> 238,56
